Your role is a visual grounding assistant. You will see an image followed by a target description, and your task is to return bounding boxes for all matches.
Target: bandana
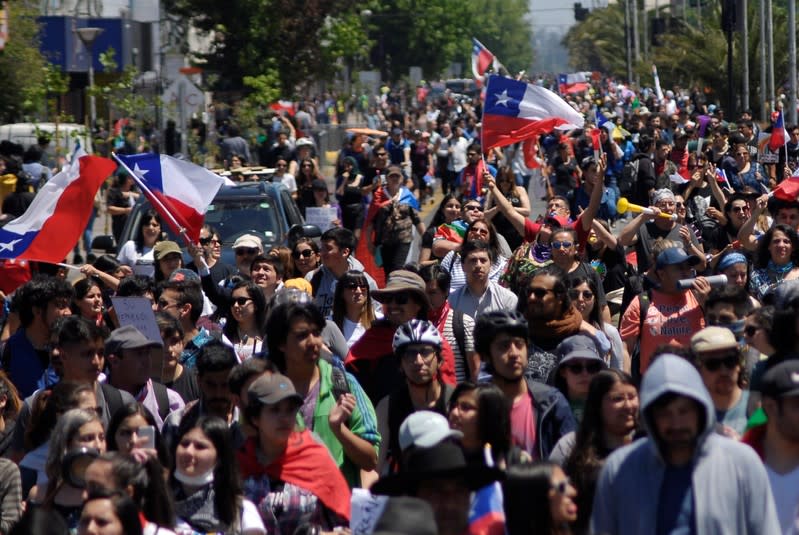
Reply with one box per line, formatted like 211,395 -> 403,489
651,188 -> 675,205
717,252 -> 748,272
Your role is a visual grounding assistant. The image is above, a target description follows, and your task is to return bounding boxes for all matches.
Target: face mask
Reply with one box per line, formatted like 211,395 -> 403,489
174,466 -> 215,487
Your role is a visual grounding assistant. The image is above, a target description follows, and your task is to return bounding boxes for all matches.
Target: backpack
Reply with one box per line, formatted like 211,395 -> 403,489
100,383 -> 125,421
629,291 -> 651,383
451,310 -> 468,378
152,381 -> 171,421
619,158 -> 640,199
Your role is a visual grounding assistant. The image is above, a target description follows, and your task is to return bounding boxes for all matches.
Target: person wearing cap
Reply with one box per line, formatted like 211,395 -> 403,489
372,496 -> 438,535
105,325 -> 184,430
375,320 -> 455,474
365,165 -> 425,277
265,301 -> 380,488
591,354 -> 780,535
371,435 -> 503,535
550,334 -> 608,423
305,227 -> 378,318
689,326 -> 750,438
741,360 -> 799,533
619,187 -> 706,273
348,270 -> 457,404
238,371 -> 351,534
231,234 -> 264,278
620,246 -> 710,374
153,240 -> 183,283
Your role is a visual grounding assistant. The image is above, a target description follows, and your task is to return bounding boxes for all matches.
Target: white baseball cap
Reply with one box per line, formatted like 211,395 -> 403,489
399,411 -> 463,451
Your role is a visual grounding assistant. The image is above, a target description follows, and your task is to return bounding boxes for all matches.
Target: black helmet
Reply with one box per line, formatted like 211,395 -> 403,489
474,310 -> 529,360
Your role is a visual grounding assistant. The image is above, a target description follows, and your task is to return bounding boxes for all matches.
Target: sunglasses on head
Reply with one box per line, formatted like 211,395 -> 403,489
383,293 -> 410,305
232,297 -> 252,306
701,354 -> 739,371
569,289 -> 594,300
235,247 -> 259,256
292,249 -> 314,259
551,241 -> 573,250
564,361 -> 603,374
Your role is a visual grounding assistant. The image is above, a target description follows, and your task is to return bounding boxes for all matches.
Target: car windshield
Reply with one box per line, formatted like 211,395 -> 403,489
204,197 -> 280,245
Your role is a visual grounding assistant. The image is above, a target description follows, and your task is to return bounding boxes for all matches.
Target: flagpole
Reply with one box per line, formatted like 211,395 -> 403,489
111,152 -> 192,245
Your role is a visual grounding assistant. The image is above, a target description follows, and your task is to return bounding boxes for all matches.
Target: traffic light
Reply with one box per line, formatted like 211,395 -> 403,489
651,17 -> 667,46
574,3 -> 589,21
721,0 -> 736,32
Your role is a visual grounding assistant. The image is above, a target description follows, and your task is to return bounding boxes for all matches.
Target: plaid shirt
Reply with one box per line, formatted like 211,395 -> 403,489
243,475 -> 334,535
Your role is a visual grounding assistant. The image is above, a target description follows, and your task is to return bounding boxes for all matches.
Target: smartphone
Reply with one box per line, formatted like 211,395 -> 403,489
138,425 -> 156,449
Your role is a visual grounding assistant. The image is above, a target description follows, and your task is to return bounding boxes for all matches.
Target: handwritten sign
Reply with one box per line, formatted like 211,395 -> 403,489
350,488 -> 388,535
305,206 -> 339,233
111,297 -> 162,343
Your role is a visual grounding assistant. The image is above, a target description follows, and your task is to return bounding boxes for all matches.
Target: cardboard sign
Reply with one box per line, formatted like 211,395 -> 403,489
350,488 -> 389,535
110,296 -> 161,343
305,206 -> 339,233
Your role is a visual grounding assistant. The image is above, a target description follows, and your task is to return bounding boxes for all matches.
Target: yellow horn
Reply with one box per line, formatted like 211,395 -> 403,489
616,197 -> 629,213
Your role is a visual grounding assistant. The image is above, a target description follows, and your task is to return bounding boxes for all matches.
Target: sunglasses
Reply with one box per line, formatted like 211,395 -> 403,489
383,293 -> 410,305
701,355 -> 739,372
464,205 -> 483,212
551,478 -> 572,495
569,289 -> 594,300
743,325 -> 761,337
343,282 -> 368,290
735,152 -> 748,157
675,202 -> 685,208
401,346 -> 437,361
199,237 -> 220,246
292,249 -> 314,259
551,241 -> 573,250
564,361 -> 603,374
236,247 -> 259,256
232,297 -> 252,306
375,152 -> 388,157
528,287 -> 554,299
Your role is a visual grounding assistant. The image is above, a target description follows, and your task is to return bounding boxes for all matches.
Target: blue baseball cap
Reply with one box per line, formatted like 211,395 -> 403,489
656,247 -> 700,269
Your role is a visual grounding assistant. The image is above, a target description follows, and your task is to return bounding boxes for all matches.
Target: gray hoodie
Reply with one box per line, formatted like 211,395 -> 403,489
591,354 -> 779,535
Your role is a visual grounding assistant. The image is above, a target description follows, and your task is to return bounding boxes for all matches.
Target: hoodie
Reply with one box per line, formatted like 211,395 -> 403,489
591,355 -> 780,535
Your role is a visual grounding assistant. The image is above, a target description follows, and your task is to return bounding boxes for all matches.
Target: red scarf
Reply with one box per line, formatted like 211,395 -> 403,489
346,321 -> 457,385
429,301 -> 451,331
237,431 -> 351,520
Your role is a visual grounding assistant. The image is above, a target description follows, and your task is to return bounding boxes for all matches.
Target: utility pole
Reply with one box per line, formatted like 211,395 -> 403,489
625,0 -> 633,84
760,0 -> 767,121
632,0 -> 640,86
742,0 -> 749,112
767,0 -> 775,112
789,0 -> 797,124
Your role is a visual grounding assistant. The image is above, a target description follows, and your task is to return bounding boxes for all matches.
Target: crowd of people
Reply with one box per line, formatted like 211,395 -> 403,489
0,75 -> 798,534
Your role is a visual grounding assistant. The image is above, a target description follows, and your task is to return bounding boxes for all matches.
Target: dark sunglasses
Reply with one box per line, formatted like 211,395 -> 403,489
236,247 -> 259,256
292,249 -> 314,259
383,293 -> 410,305
343,282 -> 368,290
551,478 -> 572,495
564,361 -> 603,374
731,206 -> 749,213
464,205 -> 483,212
551,241 -> 573,250
743,325 -> 761,337
674,202 -> 685,208
569,289 -> 594,300
199,237 -> 220,246
528,287 -> 554,299
375,152 -> 388,157
232,297 -> 252,306
701,355 -> 739,372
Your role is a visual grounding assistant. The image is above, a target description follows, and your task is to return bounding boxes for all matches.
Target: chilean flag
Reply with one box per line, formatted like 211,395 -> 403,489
772,169 -> 799,201
482,75 -> 585,151
467,446 -> 505,535
116,153 -> 226,243
558,72 -> 589,94
769,111 -> 787,151
0,152 -> 116,262
472,38 -> 499,79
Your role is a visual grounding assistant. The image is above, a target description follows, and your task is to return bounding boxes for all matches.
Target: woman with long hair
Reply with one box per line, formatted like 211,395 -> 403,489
170,416 -> 265,534
556,370 -> 639,534
294,158 -> 323,212
448,381 -> 528,469
116,209 -> 164,278
569,276 -> 626,371
485,166 -> 530,251
0,371 -> 21,458
71,278 -> 105,327
331,270 -> 378,348
222,281 -> 267,362
238,372 -> 351,533
418,194 -> 462,266
78,489 -> 143,535
440,219 -> 508,294
335,156 -> 366,242
289,238 -> 320,278
750,223 -> 799,300
503,462 -> 578,535
106,403 -> 170,468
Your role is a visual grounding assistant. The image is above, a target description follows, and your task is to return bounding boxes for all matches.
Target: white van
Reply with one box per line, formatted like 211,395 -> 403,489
0,123 -> 93,155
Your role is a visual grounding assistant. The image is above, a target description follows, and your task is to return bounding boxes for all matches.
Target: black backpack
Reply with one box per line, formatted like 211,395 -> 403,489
619,158 -> 640,199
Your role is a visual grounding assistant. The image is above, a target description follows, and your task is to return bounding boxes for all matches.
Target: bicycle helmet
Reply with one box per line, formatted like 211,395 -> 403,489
393,319 -> 442,353
474,310 -> 529,359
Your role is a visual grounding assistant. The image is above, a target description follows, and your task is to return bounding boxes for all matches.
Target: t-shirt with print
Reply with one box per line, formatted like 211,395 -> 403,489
511,389 -> 538,460
619,289 -> 705,374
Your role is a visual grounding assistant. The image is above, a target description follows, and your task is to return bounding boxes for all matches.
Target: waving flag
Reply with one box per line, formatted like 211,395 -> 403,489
116,153 -> 226,243
0,153 -> 115,262
482,75 -> 585,151
468,445 -> 505,535
522,137 -> 541,169
596,108 -> 610,127
558,72 -> 589,94
472,38 -> 502,79
769,111 -> 787,151
771,170 -> 799,201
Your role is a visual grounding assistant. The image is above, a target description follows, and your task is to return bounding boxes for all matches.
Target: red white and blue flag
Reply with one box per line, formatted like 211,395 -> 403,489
467,446 -> 505,535
769,111 -> 787,152
116,153 -> 227,243
0,150 -> 116,262
472,38 -> 501,79
482,75 -> 584,151
558,72 -> 589,94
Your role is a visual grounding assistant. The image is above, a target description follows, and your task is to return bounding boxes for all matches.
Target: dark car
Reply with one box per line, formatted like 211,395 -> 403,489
92,181 -> 319,267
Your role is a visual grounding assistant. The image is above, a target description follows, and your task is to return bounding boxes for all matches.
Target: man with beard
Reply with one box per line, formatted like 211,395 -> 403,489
162,340 -> 243,449
689,327 -> 750,438
473,310 -> 575,460
449,240 -> 517,318
375,319 -> 455,474
592,354 -> 779,535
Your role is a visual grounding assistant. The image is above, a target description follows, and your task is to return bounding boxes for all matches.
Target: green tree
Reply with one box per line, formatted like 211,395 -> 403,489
469,0 -> 534,75
0,2 -> 49,121
562,3 -> 627,78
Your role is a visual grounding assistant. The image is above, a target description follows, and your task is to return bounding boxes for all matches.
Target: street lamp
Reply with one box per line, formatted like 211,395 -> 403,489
75,26 -> 103,132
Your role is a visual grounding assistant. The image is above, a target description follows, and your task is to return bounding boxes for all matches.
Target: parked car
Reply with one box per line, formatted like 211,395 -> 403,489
0,123 -> 92,154
92,181 -> 320,267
